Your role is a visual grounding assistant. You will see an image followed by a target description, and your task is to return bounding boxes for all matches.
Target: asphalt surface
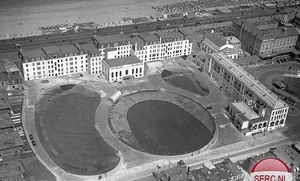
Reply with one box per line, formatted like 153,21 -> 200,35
0,4 -> 298,53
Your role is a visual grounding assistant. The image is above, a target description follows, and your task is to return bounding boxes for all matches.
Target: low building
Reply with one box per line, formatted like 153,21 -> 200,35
0,110 -> 13,130
0,161 -> 24,181
270,143 -> 300,174
228,101 -> 268,135
191,158 -> 244,181
0,94 -> 10,111
0,128 -> 23,162
153,165 -> 194,181
102,55 -> 144,82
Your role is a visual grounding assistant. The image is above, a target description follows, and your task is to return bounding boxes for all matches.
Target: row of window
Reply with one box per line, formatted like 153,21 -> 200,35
111,67 -> 142,78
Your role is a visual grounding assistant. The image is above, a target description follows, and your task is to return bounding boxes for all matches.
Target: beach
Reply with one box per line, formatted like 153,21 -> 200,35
0,0 -> 189,38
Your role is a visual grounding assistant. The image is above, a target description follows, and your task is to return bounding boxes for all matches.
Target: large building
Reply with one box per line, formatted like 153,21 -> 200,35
201,32 -> 243,59
17,31 -> 192,82
203,52 -> 289,135
231,19 -> 299,59
19,44 -> 88,81
0,128 -> 23,162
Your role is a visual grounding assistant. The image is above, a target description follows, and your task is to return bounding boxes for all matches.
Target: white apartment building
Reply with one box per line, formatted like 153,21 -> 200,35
19,44 -> 88,81
92,34 -> 133,60
75,42 -> 102,75
102,55 -> 144,82
132,31 -> 192,62
205,52 -> 289,135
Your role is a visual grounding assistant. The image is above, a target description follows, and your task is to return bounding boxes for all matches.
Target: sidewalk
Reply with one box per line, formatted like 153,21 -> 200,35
103,130 -> 300,181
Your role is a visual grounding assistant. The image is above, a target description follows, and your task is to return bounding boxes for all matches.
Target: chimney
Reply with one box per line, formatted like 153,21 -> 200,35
226,40 -> 229,44
211,29 -> 214,33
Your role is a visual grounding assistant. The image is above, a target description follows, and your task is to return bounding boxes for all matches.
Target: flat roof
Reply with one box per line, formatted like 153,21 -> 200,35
0,128 -> 23,151
93,34 -> 131,45
0,94 -> 10,111
271,144 -> 300,166
231,101 -> 260,120
233,55 -> 261,65
104,55 -> 141,68
20,48 -> 46,59
268,27 -> 299,38
211,52 -> 286,109
0,110 -> 13,129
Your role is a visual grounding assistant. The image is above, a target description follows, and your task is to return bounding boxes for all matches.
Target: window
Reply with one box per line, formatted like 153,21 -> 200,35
125,70 -> 128,75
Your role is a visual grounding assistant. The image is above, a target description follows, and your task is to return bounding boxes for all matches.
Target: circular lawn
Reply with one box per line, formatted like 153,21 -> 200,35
35,84 -> 120,175
126,100 -> 213,155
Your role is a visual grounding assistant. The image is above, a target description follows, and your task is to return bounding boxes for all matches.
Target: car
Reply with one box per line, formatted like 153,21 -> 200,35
41,80 -> 49,83
206,106 -> 213,110
29,134 -> 34,140
31,140 -> 36,146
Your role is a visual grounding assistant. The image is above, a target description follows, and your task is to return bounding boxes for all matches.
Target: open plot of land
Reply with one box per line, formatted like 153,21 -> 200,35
161,69 -> 210,96
35,84 -> 120,175
127,100 -> 213,155
22,159 -> 56,181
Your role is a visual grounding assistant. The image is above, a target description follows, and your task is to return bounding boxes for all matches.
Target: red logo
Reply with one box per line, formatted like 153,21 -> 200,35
250,158 -> 292,181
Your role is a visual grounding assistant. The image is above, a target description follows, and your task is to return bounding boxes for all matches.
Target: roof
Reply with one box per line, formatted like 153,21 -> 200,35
93,34 -> 131,45
268,27 -> 299,38
0,128 -> 23,151
0,52 -> 20,63
20,48 -> 46,59
233,55 -> 261,65
253,19 -> 279,29
77,42 -> 99,54
248,152 -> 277,173
0,110 -> 13,129
224,36 -> 241,44
155,31 -> 186,40
214,158 -> 243,178
0,94 -> 10,111
0,161 -> 23,180
205,33 -> 227,48
131,36 -> 145,48
210,52 -> 287,109
104,55 -> 142,68
59,44 -> 80,54
234,19 -> 298,41
230,101 -> 260,120
42,46 -> 61,55
139,33 -> 160,43
271,144 -> 300,166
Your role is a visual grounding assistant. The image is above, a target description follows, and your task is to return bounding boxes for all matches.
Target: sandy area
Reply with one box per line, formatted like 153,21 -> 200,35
0,0 -> 188,38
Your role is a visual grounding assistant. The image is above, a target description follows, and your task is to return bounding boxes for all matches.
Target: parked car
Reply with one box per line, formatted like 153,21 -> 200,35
41,80 -> 49,83
29,134 -> 34,140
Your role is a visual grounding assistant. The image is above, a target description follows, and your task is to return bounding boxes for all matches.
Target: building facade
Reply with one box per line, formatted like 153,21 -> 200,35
232,19 -> 299,58
204,52 -> 289,135
102,55 -> 144,82
19,44 -> 88,81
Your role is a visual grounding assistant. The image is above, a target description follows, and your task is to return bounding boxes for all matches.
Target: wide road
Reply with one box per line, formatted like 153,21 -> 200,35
0,4 -> 297,53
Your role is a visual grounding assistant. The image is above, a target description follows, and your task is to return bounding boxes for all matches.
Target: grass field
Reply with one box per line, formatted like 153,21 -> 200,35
126,100 -> 213,155
161,70 -> 210,96
35,85 -> 120,175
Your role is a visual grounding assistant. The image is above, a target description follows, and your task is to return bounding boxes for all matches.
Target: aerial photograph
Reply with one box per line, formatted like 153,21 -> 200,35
1,0 -> 300,180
